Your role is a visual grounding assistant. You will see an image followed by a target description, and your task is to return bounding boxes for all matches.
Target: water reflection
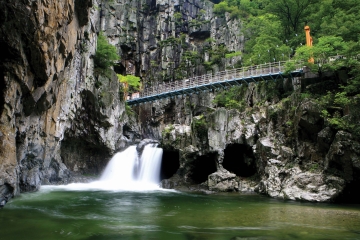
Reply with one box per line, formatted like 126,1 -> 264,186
1,190 -> 359,240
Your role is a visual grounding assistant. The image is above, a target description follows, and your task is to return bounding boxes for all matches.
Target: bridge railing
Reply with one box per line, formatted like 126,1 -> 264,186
136,61 -> 303,99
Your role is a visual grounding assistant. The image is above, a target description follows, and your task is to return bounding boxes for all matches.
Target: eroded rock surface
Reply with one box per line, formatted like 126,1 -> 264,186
155,80 -> 360,202
0,0 -> 139,206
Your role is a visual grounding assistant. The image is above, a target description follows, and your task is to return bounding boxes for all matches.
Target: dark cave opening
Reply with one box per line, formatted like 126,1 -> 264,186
160,149 -> 180,180
189,152 -> 217,184
114,63 -> 126,75
0,70 -> 5,115
334,169 -> 360,204
223,143 -> 257,177
206,0 -> 222,3
150,0 -> 157,11
189,31 -> 211,40
60,135 -> 111,175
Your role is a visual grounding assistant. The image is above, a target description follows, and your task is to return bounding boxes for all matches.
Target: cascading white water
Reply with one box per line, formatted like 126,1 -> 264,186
100,146 -> 138,183
138,144 -> 163,184
99,144 -> 163,190
47,144 -> 164,191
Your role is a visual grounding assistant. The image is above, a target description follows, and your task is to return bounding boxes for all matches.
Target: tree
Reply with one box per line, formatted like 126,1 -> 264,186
265,0 -> 318,37
118,74 -> 141,98
305,0 -> 360,42
295,36 -> 348,72
242,14 -> 290,65
94,32 -> 120,69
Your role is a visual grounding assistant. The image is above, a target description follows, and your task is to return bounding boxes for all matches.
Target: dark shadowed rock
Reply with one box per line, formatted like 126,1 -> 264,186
136,139 -> 159,155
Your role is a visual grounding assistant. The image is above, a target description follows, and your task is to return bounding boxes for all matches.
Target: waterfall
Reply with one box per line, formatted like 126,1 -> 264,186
100,146 -> 138,183
138,144 -> 163,184
98,144 -> 163,190
49,144 -> 164,191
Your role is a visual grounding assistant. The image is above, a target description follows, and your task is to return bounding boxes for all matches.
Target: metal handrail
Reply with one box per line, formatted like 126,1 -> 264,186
130,60 -> 303,100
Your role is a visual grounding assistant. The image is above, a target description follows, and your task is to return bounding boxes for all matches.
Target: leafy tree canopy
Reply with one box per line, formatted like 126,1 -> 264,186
213,0 -> 360,135
117,74 -> 141,91
214,0 -> 360,65
94,32 -> 120,69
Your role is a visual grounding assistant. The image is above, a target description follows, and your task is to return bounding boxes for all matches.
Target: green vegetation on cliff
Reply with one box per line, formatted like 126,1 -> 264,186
211,0 -> 360,137
213,0 -> 360,65
94,32 -> 120,69
212,86 -> 246,111
117,74 -> 141,93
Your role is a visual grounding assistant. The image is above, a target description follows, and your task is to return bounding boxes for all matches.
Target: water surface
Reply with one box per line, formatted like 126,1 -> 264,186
1,188 -> 360,240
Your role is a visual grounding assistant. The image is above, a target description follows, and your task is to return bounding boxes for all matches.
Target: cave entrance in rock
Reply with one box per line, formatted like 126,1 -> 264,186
223,143 -> 256,177
189,153 -> 217,184
160,149 -> 180,181
335,168 -> 360,204
0,69 -> 5,115
60,134 -> 111,176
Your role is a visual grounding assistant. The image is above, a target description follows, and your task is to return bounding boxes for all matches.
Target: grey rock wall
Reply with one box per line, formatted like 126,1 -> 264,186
0,0 -> 138,206
1,0 -> 358,205
0,0 -> 242,206
152,78 -> 360,202
101,0 -> 243,82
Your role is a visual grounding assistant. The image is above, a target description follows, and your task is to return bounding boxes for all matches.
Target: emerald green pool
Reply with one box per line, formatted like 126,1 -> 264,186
1,187 -> 360,240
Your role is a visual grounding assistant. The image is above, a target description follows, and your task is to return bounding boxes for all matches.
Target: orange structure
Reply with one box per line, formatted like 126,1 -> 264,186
123,82 -> 129,100
304,25 -> 314,63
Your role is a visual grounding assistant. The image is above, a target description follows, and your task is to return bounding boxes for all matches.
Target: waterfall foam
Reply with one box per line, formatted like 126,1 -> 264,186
43,144 -> 164,191
99,144 -> 163,190
138,144 -> 163,184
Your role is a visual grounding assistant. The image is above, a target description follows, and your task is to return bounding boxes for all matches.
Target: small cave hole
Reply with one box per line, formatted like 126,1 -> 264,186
334,169 -> 360,204
189,31 -> 211,40
150,0 -> 157,11
114,63 -> 126,75
223,144 -> 257,177
189,152 -> 217,184
207,0 -> 222,3
160,149 -> 180,180
122,124 -> 132,139
0,70 -> 5,115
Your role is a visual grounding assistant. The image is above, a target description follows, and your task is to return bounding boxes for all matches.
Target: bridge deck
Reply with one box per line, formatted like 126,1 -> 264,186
127,61 -> 303,105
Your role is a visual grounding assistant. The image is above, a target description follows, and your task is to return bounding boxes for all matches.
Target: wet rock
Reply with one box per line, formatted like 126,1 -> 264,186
136,139 -> 159,155
20,167 -> 42,192
160,174 -> 185,189
281,171 -> 345,202
257,162 -> 346,202
208,169 -> 237,192
0,184 -> 13,208
238,178 -> 258,192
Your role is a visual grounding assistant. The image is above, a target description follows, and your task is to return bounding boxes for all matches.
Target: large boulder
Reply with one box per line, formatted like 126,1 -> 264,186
208,169 -> 238,192
281,170 -> 345,202
258,161 -> 345,202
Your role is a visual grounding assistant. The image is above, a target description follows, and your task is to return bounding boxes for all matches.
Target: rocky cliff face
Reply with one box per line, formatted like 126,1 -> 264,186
0,0 -> 243,206
1,0 -> 359,206
142,77 -> 360,203
101,0 -> 243,82
0,0 -> 140,207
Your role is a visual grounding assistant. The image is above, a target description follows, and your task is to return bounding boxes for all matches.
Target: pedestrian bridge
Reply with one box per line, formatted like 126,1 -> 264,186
126,61 -> 304,105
